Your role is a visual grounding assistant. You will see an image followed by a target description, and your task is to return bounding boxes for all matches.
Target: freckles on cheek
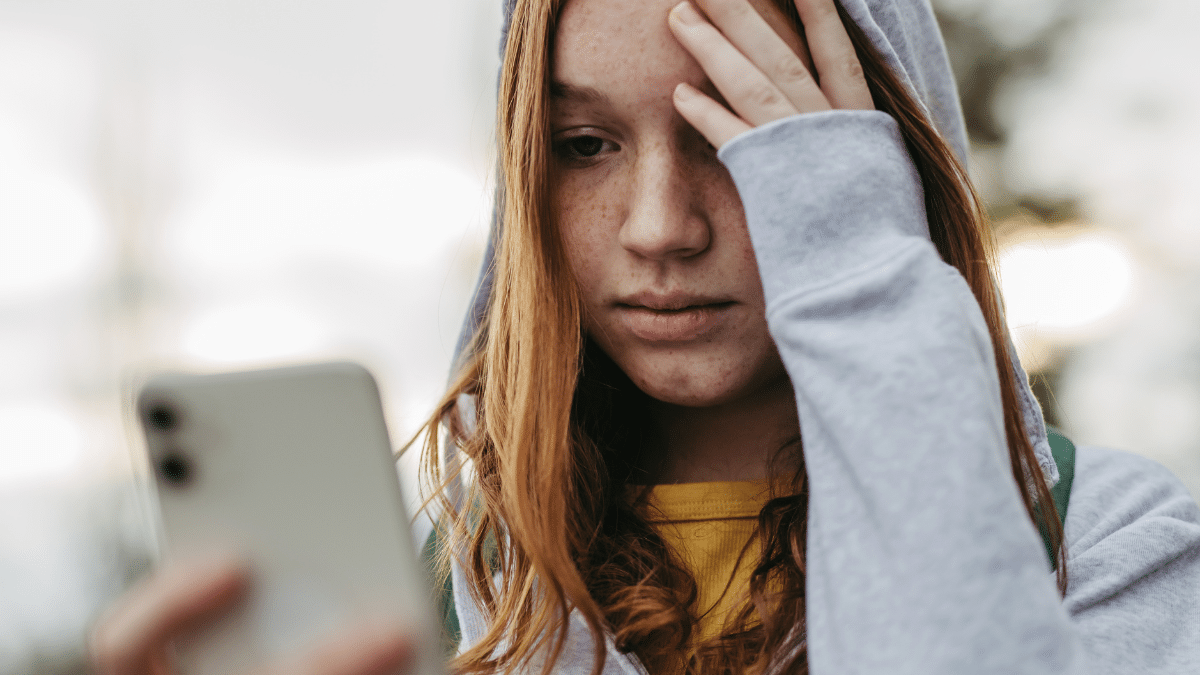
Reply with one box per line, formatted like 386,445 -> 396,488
560,198 -> 620,280
709,183 -> 764,289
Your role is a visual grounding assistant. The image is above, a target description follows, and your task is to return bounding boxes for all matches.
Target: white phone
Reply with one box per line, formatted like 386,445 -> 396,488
135,361 -> 440,675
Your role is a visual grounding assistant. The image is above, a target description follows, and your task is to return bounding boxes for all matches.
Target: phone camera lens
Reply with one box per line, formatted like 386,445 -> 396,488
157,452 -> 193,487
147,403 -> 178,431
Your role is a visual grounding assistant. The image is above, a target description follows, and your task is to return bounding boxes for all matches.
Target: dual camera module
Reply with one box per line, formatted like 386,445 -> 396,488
143,400 -> 193,488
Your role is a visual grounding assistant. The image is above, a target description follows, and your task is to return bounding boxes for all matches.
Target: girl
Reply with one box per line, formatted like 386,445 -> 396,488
92,0 -> 1200,673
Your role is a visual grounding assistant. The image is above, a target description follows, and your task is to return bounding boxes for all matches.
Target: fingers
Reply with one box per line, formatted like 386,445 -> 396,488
793,0 -> 873,110
252,621 -> 416,675
666,0 -> 874,148
91,557 -> 250,675
668,1 -> 802,127
92,560 -> 417,675
693,0 -> 831,114
673,82 -> 752,149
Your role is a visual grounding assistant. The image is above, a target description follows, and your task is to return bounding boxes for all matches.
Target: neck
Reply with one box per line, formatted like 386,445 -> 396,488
649,374 -> 800,484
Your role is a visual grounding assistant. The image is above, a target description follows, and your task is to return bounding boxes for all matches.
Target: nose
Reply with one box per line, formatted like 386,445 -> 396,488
618,143 -> 711,260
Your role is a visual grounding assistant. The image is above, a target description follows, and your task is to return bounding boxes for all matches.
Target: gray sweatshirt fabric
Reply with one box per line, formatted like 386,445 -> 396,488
447,0 -> 1200,672
717,111 -> 1200,673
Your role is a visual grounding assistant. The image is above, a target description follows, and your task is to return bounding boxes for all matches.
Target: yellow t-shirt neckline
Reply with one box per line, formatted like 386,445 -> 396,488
637,480 -> 773,646
642,479 -> 771,522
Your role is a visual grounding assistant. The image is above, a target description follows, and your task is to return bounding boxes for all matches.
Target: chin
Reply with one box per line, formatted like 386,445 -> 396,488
620,351 -> 784,409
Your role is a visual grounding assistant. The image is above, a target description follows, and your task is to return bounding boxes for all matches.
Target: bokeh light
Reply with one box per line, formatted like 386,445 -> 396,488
0,168 -> 106,303
180,301 -> 328,364
999,229 -> 1135,337
167,154 -> 488,278
0,404 -> 85,486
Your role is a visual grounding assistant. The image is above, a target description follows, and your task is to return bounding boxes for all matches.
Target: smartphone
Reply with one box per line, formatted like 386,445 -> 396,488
135,361 -> 439,675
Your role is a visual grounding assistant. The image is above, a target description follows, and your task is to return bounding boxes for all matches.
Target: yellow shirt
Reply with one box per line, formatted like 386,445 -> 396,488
643,480 -> 771,644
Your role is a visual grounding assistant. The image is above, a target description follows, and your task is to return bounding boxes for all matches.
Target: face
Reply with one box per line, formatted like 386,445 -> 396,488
551,0 -> 802,408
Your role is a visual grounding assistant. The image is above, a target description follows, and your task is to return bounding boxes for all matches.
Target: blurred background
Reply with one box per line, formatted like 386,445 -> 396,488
1,0 -> 1197,672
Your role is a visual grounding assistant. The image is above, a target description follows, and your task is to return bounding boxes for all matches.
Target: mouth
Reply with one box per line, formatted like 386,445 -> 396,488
616,291 -> 735,311
613,293 -> 736,342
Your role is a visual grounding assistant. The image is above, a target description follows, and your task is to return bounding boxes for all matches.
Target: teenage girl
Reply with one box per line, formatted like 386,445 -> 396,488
92,0 -> 1200,674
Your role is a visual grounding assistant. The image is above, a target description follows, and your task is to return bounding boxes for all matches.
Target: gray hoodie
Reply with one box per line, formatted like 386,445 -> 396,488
447,0 -> 1200,672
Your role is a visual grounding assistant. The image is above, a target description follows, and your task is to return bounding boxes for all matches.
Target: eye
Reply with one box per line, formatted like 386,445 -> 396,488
553,132 -> 618,163
569,136 -> 605,157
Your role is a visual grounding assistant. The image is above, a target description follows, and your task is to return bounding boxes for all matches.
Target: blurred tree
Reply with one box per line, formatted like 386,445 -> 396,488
933,0 -> 1096,223
932,0 -> 1110,426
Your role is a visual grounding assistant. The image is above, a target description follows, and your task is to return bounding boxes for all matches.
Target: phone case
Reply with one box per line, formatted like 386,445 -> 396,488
137,361 -> 439,675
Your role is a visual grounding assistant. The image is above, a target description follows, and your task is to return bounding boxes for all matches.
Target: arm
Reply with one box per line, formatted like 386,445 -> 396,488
719,109 -> 1077,673
672,0 -> 1200,672
1062,445 -> 1200,673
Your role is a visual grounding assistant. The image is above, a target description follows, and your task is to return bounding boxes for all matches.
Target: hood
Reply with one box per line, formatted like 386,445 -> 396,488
452,0 -> 1057,485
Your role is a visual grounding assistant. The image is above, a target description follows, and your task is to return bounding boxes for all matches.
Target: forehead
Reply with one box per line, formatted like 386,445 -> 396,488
553,0 -> 699,92
552,0 -> 804,102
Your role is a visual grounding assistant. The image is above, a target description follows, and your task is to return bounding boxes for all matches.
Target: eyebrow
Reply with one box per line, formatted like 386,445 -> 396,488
550,81 -> 610,106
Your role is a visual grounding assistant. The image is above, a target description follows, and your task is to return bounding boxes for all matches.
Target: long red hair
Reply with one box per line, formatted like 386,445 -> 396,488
418,1 -> 1065,673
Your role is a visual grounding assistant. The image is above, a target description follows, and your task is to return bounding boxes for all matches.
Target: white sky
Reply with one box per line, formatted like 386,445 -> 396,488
0,3 -> 502,668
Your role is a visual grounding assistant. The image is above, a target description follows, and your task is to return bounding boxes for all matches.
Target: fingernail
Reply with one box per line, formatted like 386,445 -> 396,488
672,1 -> 703,25
674,82 -> 696,101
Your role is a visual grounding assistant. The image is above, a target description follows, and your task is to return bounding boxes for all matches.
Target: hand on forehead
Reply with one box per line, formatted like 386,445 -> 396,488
553,0 -> 870,150
552,0 -> 813,111
668,0 -> 875,147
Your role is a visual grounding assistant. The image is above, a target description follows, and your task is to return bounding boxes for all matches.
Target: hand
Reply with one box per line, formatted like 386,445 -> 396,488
667,0 -> 875,149
90,558 -> 417,675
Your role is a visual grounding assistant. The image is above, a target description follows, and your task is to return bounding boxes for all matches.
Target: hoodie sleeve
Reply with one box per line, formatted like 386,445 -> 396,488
1061,445 -> 1200,673
717,109 -> 1200,674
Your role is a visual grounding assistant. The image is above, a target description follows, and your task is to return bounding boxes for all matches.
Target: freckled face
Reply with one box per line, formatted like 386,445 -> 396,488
551,0 -> 791,407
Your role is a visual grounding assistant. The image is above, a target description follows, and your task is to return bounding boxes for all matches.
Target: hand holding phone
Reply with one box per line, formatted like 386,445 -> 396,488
90,556 -> 418,675
113,362 -> 439,675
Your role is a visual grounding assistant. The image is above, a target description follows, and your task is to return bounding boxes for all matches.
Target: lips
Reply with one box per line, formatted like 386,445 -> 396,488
614,292 -> 735,342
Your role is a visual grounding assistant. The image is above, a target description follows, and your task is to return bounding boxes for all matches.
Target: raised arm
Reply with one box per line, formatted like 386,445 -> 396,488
669,0 -> 1080,671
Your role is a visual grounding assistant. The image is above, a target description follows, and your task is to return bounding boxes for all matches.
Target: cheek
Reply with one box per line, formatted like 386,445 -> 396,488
698,166 -> 761,290
555,178 -> 622,296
